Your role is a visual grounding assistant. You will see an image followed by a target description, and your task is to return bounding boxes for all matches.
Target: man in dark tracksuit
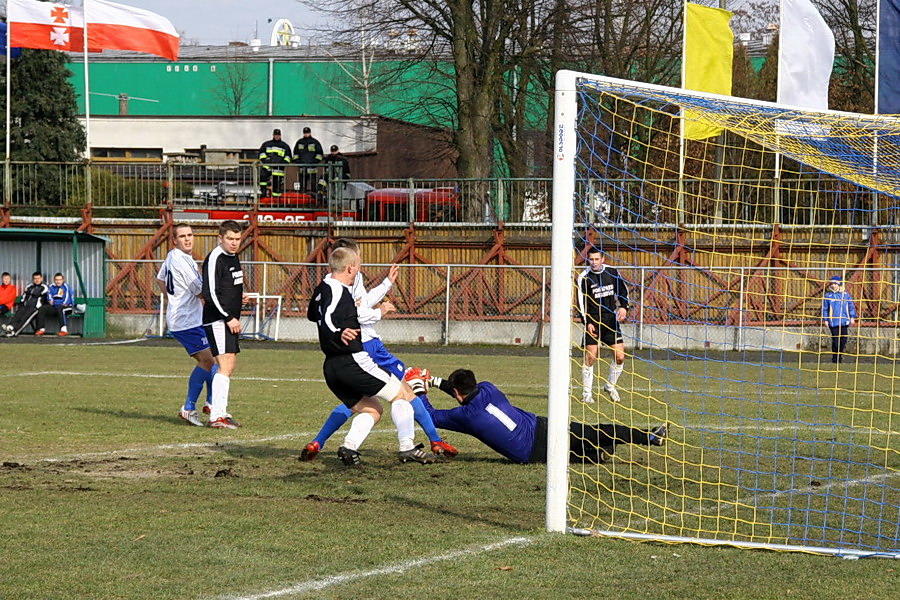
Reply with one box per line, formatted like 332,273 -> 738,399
258,128 -> 292,199
4,272 -> 51,337
408,368 -> 666,464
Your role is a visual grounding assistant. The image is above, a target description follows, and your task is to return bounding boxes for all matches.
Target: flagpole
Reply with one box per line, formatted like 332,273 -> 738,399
678,0 -> 687,226
82,0 -> 93,207
774,0 -> 785,223
876,0 -> 882,115
5,19 -> 12,206
83,0 -> 91,155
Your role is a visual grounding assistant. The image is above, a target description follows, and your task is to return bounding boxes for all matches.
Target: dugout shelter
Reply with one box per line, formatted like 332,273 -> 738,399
0,229 -> 108,338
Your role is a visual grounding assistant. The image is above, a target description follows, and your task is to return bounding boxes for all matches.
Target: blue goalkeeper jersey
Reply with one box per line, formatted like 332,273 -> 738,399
419,381 -> 538,463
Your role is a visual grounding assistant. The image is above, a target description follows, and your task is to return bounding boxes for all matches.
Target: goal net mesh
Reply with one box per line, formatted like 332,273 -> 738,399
561,74 -> 900,557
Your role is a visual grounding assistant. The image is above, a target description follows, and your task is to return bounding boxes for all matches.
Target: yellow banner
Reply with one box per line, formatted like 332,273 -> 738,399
684,3 -> 734,140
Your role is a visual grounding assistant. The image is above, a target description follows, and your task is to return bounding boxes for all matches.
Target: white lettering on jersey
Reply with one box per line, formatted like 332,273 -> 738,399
486,403 -> 517,432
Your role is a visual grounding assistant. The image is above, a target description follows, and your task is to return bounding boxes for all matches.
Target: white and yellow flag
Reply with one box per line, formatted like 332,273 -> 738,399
683,2 -> 734,140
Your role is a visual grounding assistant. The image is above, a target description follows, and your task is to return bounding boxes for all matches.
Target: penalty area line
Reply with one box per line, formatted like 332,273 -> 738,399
216,536 -> 534,600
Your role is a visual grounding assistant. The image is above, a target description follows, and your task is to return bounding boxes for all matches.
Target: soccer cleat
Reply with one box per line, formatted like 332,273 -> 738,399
202,405 -> 210,415
208,417 -> 238,429
178,408 -> 204,427
430,440 -> 459,457
57,330 -> 68,336
299,441 -> 321,461
398,443 -> 438,464
603,383 -> 621,403
337,445 -> 361,466
223,414 -> 241,427
580,392 -> 595,404
649,423 -> 668,446
35,329 -> 45,336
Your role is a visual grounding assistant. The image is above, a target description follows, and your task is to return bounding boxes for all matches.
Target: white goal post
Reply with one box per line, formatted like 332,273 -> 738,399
545,69 -> 900,558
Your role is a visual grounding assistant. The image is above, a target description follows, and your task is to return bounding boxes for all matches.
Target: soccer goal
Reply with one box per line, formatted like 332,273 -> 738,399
547,70 -> 900,558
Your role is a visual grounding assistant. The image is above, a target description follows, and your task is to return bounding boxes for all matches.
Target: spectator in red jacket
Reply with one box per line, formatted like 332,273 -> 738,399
0,272 -> 17,317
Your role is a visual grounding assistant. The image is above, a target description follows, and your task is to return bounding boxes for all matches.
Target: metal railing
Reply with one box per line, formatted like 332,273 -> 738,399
2,159 -> 896,226
0,160 -> 554,225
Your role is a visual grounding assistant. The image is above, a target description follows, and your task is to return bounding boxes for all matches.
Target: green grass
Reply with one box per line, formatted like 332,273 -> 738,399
1,341 -> 898,599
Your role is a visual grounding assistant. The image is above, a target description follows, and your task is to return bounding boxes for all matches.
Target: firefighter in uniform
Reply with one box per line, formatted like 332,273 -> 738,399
293,126 -> 324,196
258,128 -> 292,199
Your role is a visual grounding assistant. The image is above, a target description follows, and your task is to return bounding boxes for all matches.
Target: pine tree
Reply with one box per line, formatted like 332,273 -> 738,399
1,49 -> 86,207
1,49 -> 86,161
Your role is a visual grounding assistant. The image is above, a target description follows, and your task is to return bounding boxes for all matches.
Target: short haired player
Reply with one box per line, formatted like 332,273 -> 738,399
307,246 -> 437,465
156,224 -> 217,426
299,237 -> 458,460
201,220 -> 249,429
575,245 -> 630,403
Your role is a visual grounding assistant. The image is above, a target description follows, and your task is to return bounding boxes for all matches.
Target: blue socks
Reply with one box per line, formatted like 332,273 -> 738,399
411,396 -> 441,443
313,404 -> 353,448
185,364 -> 218,411
184,366 -> 207,411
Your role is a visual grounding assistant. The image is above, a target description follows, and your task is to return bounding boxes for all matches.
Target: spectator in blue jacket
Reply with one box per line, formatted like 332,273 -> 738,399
47,272 -> 76,336
406,367 -> 666,464
822,276 -> 857,364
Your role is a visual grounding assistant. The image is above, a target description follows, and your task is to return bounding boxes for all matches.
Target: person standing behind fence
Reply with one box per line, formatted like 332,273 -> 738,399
258,128 -> 292,199
202,220 -> 249,429
47,273 -> 75,336
822,275 -> 857,364
0,272 -> 16,318
324,145 -> 350,180
157,224 -> 218,427
293,127 -> 324,195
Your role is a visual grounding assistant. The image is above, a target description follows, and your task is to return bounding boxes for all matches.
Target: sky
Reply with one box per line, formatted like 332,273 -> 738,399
95,0 -> 326,46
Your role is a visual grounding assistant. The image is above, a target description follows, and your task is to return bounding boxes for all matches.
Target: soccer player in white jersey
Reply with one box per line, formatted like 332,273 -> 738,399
156,224 -> 217,426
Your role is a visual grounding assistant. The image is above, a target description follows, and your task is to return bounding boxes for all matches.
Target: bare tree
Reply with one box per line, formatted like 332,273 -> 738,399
208,59 -> 267,116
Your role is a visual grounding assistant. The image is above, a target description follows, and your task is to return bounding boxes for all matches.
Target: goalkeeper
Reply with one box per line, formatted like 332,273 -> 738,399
404,367 -> 666,464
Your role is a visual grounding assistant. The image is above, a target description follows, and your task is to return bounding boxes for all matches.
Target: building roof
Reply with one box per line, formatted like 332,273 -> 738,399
0,228 -> 107,244
67,43 -> 441,63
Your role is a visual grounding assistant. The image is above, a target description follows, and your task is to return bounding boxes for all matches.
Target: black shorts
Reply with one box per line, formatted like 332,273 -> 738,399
583,317 -> 623,347
204,320 -> 240,356
323,352 -> 399,408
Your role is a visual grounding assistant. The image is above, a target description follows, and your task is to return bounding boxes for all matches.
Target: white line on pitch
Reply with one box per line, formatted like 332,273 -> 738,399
9,370 -> 325,383
216,536 -> 534,600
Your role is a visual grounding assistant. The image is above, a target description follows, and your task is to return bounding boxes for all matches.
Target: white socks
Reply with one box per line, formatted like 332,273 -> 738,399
391,400 -> 416,451
342,412 -> 376,451
581,364 -> 594,399
209,373 -> 230,420
608,362 -> 624,386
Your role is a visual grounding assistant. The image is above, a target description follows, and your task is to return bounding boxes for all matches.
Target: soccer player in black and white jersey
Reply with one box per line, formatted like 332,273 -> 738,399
575,245 -> 630,403
156,224 -> 217,426
202,220 -> 249,429
307,246 -> 437,466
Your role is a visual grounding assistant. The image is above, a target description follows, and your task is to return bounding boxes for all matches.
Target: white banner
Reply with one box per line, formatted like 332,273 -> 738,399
778,0 -> 835,109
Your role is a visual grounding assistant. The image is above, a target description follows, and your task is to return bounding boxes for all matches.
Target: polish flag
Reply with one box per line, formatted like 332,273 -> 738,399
85,0 -> 180,61
7,0 -> 179,61
7,0 -> 89,52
